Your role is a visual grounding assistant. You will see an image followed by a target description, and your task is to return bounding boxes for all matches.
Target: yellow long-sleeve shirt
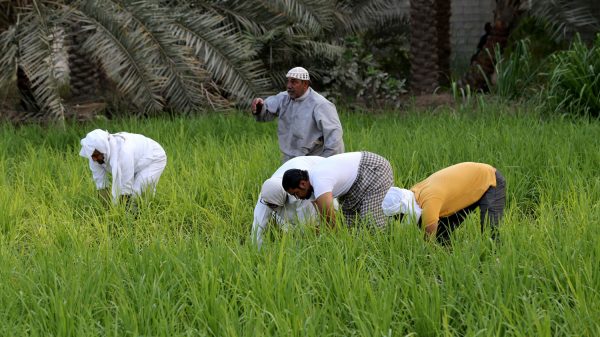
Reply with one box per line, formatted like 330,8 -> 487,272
411,162 -> 497,228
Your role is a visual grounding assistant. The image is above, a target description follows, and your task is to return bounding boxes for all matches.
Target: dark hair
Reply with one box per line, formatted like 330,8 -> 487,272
484,22 -> 492,33
282,169 -> 309,190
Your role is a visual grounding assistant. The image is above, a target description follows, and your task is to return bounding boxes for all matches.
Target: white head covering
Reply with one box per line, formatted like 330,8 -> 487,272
260,177 -> 287,206
79,129 -> 111,159
382,187 -> 422,224
286,67 -> 310,81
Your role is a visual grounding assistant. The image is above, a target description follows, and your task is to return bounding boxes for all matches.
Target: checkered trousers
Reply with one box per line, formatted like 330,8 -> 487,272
340,151 -> 394,228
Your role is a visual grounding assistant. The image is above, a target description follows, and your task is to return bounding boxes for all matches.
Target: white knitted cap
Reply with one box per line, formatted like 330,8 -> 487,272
286,67 -> 310,81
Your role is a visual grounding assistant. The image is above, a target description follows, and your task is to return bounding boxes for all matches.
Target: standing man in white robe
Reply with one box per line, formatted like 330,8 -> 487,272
79,129 -> 167,205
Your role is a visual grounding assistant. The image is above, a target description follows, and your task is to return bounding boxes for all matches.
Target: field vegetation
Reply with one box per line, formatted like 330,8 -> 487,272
0,101 -> 599,336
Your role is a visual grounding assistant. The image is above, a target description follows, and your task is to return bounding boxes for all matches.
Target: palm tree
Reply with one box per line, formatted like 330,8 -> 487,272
3,0 -> 402,121
434,0 -> 451,87
408,0 -> 450,94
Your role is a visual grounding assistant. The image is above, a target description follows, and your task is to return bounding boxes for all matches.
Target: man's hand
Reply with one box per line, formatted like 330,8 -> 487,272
424,222 -> 438,240
251,98 -> 264,115
315,192 -> 336,229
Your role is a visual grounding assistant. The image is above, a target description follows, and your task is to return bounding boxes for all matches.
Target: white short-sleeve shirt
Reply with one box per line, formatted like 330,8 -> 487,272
309,152 -> 362,199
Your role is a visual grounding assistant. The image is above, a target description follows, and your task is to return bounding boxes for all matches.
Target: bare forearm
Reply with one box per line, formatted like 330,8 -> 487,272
315,192 -> 336,230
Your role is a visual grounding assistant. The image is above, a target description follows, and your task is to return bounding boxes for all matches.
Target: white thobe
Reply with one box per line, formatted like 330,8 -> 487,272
87,132 -> 167,202
251,156 -> 325,248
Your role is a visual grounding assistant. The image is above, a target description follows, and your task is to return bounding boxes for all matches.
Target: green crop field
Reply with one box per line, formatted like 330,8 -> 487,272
0,102 -> 599,336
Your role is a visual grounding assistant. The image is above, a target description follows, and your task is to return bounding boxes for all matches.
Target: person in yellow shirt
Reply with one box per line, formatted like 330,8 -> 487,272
382,162 -> 506,244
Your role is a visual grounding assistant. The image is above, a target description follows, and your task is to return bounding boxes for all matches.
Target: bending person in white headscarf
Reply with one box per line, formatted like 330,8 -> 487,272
79,129 -> 167,204
382,162 -> 505,244
382,187 -> 422,225
252,156 -> 338,249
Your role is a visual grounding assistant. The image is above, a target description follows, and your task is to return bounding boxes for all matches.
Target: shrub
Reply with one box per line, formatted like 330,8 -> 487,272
542,34 -> 600,117
491,39 -> 544,100
320,30 -> 408,110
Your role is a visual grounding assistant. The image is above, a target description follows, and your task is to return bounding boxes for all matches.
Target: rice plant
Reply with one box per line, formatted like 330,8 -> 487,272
0,103 -> 599,336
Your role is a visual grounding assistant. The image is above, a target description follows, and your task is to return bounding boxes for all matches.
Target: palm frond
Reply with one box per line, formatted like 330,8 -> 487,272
529,0 -> 600,41
172,9 -> 271,103
72,0 -> 165,115
120,0 -> 227,112
17,9 -> 66,121
264,0 -> 337,35
338,0 -> 409,34
205,0 -> 275,36
297,39 -> 344,59
0,25 -> 18,94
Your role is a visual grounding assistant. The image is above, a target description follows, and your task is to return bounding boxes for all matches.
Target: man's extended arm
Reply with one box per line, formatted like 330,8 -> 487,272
420,203 -> 441,240
252,93 -> 285,122
314,191 -> 336,229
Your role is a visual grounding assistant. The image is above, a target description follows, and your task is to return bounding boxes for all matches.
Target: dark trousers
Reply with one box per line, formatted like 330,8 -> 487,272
436,170 -> 506,244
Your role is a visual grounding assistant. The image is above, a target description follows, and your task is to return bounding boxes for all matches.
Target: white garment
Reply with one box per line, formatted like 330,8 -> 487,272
80,130 -> 167,202
252,156 -> 326,248
309,152 -> 361,199
252,195 -> 318,248
382,187 -> 422,225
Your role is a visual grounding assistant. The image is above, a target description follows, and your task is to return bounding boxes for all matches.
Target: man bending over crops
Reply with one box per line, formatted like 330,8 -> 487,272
79,129 -> 167,205
282,151 -> 393,229
251,66 -> 344,163
382,162 -> 506,244
252,156 -> 340,248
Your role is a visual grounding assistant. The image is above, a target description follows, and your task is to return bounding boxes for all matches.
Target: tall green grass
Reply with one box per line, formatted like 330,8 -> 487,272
542,34 -> 600,117
0,104 -> 599,336
488,34 -> 600,118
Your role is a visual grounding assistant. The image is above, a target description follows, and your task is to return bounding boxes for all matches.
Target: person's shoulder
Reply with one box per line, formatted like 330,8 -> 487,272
308,89 -> 329,101
273,91 -> 290,99
307,89 -> 335,107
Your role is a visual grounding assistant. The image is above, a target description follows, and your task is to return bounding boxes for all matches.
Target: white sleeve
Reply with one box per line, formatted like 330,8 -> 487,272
89,160 -> 108,189
254,92 -> 286,122
311,175 -> 336,199
295,200 -> 318,223
251,198 -> 273,249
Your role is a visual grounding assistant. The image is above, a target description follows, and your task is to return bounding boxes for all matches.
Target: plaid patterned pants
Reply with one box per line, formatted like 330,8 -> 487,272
340,151 -> 393,228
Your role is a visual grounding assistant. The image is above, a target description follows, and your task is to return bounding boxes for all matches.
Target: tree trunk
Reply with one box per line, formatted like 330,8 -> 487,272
409,0 -> 451,94
459,0 -> 524,92
409,0 -> 438,94
67,22 -> 101,101
435,0 -> 451,87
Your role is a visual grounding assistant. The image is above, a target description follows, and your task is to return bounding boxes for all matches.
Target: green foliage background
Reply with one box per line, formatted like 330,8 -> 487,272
0,103 -> 599,336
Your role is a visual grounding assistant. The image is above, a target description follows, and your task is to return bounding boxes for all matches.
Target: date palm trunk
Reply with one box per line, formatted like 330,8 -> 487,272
435,0 -> 451,88
409,0 -> 451,94
67,22 -> 100,101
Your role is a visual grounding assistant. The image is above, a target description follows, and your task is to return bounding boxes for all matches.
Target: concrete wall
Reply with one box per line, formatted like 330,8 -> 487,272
448,0 -> 600,71
450,0 -> 496,71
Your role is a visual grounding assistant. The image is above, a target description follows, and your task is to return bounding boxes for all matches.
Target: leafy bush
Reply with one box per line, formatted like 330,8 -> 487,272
492,39 -> 546,99
542,34 -> 600,117
321,34 -> 408,109
490,17 -> 564,100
